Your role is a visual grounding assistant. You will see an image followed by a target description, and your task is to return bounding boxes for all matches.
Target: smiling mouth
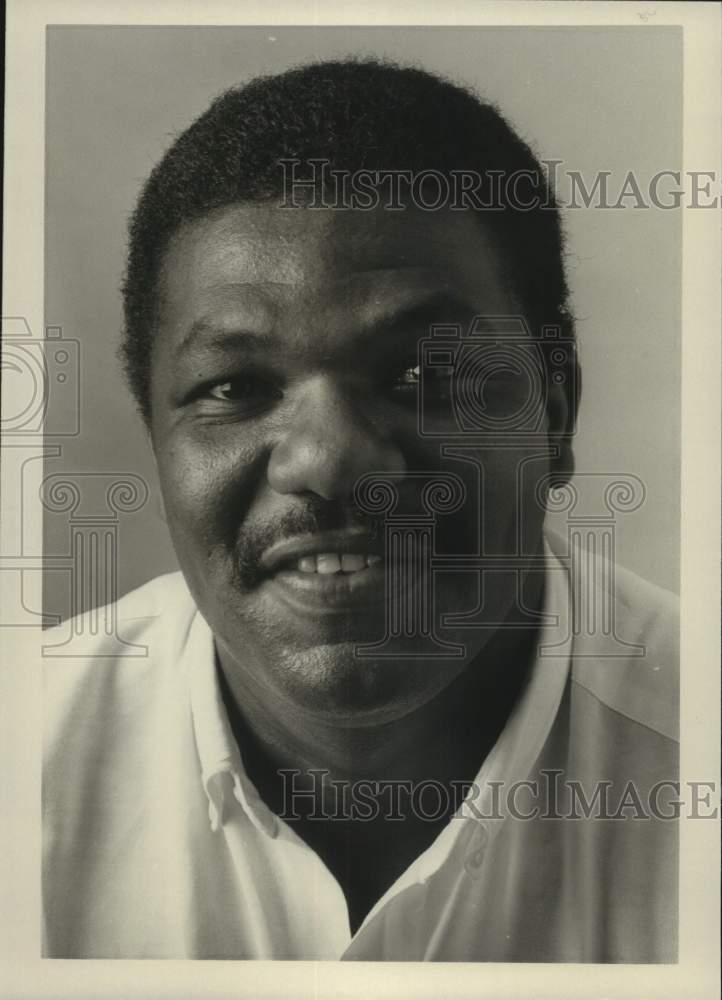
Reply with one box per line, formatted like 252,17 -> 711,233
258,531 -> 398,615
282,552 -> 382,575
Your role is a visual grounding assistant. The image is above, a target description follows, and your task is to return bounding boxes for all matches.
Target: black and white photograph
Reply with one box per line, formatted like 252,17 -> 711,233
1,2 -> 719,997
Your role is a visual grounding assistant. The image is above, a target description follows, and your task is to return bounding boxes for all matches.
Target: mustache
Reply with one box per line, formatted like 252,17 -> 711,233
234,499 -> 385,588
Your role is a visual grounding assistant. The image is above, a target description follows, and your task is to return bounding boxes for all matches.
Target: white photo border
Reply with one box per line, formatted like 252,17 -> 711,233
1,2 -> 719,998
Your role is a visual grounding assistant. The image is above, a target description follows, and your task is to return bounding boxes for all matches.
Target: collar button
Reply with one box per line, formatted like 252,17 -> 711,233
464,847 -> 486,877
464,829 -> 489,878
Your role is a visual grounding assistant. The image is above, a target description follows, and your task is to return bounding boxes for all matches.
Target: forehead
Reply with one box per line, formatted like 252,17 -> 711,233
156,202 -> 516,344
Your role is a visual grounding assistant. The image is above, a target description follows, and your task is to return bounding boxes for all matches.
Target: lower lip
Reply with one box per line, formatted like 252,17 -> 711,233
264,561 -> 392,615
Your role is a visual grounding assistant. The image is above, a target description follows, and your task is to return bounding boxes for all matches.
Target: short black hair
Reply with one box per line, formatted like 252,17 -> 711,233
121,57 -> 573,422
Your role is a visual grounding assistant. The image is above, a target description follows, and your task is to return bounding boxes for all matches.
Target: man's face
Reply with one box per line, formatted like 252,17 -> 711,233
149,202 -> 562,723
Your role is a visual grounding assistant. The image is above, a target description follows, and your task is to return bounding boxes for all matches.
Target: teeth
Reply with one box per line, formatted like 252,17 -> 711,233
316,553 -> 342,575
341,554 -> 365,572
292,553 -> 382,574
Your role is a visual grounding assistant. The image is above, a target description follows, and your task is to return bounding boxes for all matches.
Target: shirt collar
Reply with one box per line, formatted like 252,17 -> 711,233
457,539 -> 572,827
186,537 -> 571,843
186,613 -> 277,838
385,538 -> 572,890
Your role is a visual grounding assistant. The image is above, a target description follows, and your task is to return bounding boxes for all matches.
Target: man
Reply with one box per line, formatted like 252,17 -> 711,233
42,59 -> 678,960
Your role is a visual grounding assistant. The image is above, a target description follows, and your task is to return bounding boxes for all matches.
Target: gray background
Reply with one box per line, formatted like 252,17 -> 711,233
44,25 -> 682,621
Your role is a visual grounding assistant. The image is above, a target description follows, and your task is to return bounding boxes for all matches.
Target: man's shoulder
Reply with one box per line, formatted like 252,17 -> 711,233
44,569 -> 195,649
109,569 -> 196,624
42,571 -> 200,752
546,531 -> 679,744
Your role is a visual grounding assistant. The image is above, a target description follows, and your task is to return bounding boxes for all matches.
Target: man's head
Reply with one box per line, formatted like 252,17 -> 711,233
122,58 -> 575,422
121,58 -> 579,723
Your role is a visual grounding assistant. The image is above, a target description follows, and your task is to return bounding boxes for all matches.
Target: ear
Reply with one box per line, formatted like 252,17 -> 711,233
140,421 -> 166,522
546,346 -> 581,487
156,488 -> 167,524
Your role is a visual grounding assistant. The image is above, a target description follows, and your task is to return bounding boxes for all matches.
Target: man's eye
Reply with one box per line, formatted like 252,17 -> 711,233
390,363 -> 455,396
207,378 -> 259,401
394,364 -> 422,387
198,376 -> 282,412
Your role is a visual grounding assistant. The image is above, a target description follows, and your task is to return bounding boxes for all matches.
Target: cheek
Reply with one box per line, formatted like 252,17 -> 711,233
429,446 -> 550,555
483,448 -> 550,527
154,432 -> 264,553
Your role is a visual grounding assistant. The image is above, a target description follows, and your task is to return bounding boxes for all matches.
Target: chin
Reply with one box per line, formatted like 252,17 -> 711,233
270,642 -> 443,726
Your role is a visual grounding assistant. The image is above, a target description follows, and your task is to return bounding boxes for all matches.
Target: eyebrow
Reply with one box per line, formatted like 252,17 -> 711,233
369,291 -> 477,342
175,290 -> 478,360
175,323 -> 275,359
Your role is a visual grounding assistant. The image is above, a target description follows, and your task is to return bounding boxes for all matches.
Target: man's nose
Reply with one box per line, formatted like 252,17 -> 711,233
267,377 -> 406,500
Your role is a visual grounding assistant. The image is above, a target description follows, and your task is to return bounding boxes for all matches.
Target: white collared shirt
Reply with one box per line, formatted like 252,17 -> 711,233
42,535 -> 679,960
